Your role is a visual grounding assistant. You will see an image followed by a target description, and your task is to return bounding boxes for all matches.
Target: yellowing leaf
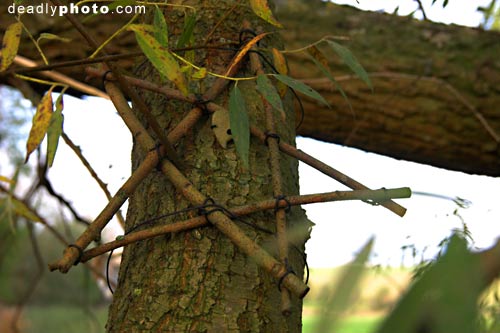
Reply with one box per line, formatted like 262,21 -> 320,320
0,176 -> 14,184
272,48 -> 288,97
12,198 -> 41,222
229,85 -> 250,168
191,67 -> 207,80
37,33 -> 71,43
25,86 -> 55,163
225,32 -> 269,77
0,22 -> 22,71
11,196 -> 41,222
307,45 -> 351,109
128,24 -> 154,34
272,48 -> 287,74
129,24 -> 188,96
307,45 -> 329,68
249,0 -> 283,28
47,94 -> 64,167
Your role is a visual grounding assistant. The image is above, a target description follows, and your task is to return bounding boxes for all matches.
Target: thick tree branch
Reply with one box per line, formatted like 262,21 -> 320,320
1,1 -> 499,175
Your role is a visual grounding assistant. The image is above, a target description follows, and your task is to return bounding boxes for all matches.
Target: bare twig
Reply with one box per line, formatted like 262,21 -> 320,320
89,68 -> 408,217
12,55 -> 109,99
414,0 -> 428,20
35,161 -> 92,226
0,184 -> 69,245
5,52 -> 141,75
80,187 -> 410,262
85,67 -> 193,103
248,26 -> 292,315
4,44 -> 237,76
50,0 -> 183,169
250,125 -> 408,217
62,132 -> 126,228
49,45 -> 247,273
48,150 -> 158,273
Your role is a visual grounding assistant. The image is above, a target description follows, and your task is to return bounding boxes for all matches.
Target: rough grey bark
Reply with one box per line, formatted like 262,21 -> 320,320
105,2 -> 310,332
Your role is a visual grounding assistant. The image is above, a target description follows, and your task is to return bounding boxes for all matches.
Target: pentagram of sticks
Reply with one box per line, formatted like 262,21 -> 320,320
48,14 -> 410,315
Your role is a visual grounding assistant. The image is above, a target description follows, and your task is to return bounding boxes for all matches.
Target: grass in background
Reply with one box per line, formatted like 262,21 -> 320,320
303,315 -> 382,333
23,305 -> 108,333
14,266 -> 411,332
302,266 -> 411,333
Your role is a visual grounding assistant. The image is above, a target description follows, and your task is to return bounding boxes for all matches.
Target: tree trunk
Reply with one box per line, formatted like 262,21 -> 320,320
105,2 -> 310,332
1,1 -> 499,174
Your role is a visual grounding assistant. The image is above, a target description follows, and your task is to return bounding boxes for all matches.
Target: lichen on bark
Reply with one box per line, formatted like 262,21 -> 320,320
106,1 -> 312,332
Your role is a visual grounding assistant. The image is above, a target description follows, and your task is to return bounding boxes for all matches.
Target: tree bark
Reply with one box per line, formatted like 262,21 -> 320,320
105,2 -> 310,332
276,1 -> 500,177
1,0 -> 499,175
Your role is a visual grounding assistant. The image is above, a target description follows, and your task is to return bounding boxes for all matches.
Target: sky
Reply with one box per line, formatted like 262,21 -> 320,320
1,0 -> 499,268
333,0 -> 491,27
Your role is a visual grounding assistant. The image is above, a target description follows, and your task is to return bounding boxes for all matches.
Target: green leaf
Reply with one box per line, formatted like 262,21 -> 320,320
377,235 -> 481,333
327,40 -> 372,90
37,33 -> 71,44
306,46 -> 352,110
153,5 -> 168,48
228,85 -> 250,168
313,238 -> 373,332
129,24 -> 188,96
272,74 -> 330,107
249,0 -> 283,28
46,94 -> 64,167
256,74 -> 284,115
176,14 -> 196,49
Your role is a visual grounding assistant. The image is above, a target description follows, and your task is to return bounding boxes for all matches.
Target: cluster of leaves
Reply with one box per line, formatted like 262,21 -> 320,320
124,4 -> 372,168
1,22 -> 66,172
